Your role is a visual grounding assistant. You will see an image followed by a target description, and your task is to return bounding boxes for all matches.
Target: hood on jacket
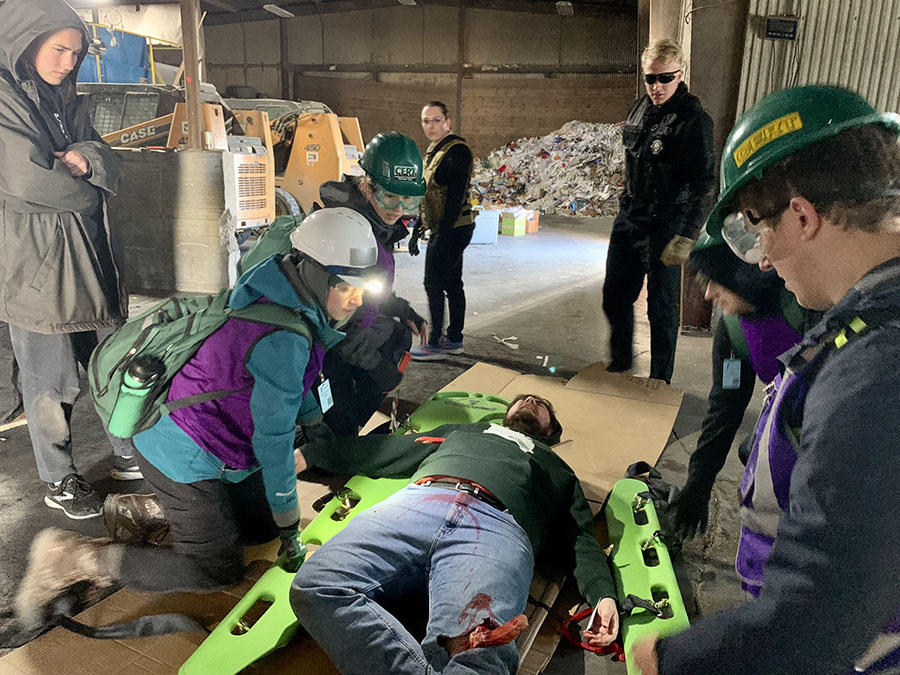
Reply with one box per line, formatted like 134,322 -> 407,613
319,177 -> 409,248
689,243 -> 786,317
0,0 -> 89,94
229,254 -> 344,350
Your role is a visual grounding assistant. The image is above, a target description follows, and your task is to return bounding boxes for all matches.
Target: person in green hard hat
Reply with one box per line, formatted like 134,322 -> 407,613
633,85 -> 900,675
316,131 -> 429,435
669,230 -> 816,541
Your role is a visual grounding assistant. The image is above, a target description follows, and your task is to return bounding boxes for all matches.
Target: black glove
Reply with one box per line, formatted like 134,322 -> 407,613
298,417 -> 334,447
670,482 -> 713,541
277,521 -> 306,572
408,221 -> 422,256
368,356 -> 404,392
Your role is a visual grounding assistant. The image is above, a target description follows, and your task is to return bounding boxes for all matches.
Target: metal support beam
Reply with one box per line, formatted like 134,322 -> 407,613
180,0 -> 204,149
205,0 -> 634,26
279,17 -> 289,99
456,2 -> 465,136
280,63 -> 634,75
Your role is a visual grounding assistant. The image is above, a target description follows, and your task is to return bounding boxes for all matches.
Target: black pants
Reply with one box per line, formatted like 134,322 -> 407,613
601,221 -> 682,383
322,318 -> 412,436
687,320 -> 758,489
118,451 -> 279,591
424,224 -> 474,345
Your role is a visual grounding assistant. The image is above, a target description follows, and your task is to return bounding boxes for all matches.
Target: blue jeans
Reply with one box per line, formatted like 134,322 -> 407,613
290,484 -> 534,674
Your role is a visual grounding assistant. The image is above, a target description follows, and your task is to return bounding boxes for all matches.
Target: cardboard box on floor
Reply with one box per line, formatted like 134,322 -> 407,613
0,362 -> 681,675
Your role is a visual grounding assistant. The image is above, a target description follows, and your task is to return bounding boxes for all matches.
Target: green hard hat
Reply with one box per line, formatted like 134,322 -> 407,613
692,226 -> 723,253
358,132 -> 426,197
705,85 -> 900,236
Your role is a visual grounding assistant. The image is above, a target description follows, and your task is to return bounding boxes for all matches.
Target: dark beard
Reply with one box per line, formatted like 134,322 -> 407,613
503,409 -> 547,440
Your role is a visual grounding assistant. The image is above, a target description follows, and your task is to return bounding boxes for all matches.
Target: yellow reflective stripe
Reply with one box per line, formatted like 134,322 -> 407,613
849,317 -> 868,334
834,329 -> 849,349
834,317 -> 870,349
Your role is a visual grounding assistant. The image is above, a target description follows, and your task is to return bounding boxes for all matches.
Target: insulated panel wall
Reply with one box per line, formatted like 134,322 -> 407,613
737,0 -> 900,114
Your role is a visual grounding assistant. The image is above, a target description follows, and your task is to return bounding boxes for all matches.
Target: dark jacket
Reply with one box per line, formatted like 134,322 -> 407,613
301,421 -> 617,607
658,257 -> 900,674
319,178 -> 422,377
619,82 -> 715,237
0,0 -> 126,333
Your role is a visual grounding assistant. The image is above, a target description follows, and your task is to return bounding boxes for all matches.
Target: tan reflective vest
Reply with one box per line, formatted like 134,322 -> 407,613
421,137 -> 473,235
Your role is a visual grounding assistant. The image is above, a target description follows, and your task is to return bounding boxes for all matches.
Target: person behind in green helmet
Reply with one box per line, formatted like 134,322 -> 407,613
633,85 -> 900,675
669,230 -> 816,541
317,131 -> 428,435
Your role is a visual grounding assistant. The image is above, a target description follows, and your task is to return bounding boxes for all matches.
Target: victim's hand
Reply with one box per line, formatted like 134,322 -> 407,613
582,597 -> 620,647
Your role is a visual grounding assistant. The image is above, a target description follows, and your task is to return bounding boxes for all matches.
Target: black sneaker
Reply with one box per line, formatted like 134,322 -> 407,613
110,455 -> 143,481
605,359 -> 633,373
44,474 -> 103,520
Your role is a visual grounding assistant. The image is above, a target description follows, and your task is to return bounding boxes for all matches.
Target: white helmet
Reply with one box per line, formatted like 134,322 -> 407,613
289,207 -> 383,292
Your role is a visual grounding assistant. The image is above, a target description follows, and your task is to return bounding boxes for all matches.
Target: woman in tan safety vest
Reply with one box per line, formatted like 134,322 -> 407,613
410,101 -> 475,360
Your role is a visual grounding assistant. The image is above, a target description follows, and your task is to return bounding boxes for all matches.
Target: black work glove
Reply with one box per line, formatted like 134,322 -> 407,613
408,220 -> 422,256
297,417 -> 334,447
277,521 -> 306,572
368,356 -> 404,392
670,481 -> 713,541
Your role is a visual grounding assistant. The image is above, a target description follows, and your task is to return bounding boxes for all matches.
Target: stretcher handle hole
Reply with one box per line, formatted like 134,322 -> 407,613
230,596 -> 274,635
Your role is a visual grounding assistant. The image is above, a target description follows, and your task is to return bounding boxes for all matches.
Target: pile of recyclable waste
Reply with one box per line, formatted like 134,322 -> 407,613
471,120 -> 625,216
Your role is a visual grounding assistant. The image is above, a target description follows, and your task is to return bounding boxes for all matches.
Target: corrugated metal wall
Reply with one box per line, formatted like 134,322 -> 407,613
737,0 -> 900,114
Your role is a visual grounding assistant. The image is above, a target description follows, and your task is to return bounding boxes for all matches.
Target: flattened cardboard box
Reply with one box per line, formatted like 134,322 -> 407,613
0,362 -> 681,675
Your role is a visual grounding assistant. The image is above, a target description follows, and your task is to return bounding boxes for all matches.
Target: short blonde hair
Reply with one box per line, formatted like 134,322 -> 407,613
642,38 -> 684,68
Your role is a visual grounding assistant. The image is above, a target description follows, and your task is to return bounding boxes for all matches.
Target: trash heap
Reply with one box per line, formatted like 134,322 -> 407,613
471,120 -> 625,216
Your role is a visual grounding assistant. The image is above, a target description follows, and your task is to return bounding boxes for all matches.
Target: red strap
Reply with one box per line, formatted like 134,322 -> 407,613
414,436 -> 446,444
397,351 -> 411,374
559,606 -> 625,660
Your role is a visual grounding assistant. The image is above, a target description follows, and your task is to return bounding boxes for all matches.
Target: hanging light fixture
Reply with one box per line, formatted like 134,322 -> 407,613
263,3 -> 295,18
556,1 -> 574,17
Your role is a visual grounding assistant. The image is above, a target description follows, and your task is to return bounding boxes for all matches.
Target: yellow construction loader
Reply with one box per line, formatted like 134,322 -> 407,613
89,84 -> 364,222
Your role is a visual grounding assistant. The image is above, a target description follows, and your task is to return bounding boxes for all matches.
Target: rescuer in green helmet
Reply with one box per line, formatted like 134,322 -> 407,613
317,131 -> 429,436
633,85 -> 900,675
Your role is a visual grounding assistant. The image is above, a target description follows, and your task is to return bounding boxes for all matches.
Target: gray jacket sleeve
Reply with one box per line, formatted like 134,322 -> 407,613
0,89 -> 101,213
70,135 -> 123,196
657,329 -> 900,674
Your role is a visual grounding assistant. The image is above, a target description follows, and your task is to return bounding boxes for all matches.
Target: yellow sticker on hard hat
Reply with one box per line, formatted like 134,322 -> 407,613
733,112 -> 803,168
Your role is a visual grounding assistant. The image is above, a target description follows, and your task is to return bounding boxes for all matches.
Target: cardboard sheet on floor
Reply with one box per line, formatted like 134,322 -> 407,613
0,362 -> 681,675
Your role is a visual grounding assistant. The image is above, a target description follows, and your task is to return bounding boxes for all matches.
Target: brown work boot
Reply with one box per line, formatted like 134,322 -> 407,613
103,493 -> 172,547
15,528 -> 118,631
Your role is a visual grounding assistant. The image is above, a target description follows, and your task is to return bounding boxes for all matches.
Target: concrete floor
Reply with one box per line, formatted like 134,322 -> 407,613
0,215 -> 759,671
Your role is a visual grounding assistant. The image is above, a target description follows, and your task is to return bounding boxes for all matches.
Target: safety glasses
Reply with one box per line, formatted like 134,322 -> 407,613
373,185 -> 422,212
644,70 -> 681,85
721,206 -> 786,264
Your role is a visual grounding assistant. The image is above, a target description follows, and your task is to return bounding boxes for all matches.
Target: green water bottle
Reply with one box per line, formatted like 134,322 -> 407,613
108,356 -> 165,438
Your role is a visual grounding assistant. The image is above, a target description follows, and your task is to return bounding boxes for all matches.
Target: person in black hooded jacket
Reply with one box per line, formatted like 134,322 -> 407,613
0,0 -> 136,521
602,38 -> 715,384
669,230 -> 817,540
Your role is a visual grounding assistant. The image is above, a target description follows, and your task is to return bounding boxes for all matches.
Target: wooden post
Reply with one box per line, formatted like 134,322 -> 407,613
180,0 -> 204,150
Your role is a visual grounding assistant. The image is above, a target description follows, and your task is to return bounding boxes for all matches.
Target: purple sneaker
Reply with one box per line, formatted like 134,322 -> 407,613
410,343 -> 447,361
438,335 -> 464,355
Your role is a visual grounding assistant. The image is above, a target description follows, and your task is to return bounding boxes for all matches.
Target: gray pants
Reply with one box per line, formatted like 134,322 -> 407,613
8,325 -> 132,483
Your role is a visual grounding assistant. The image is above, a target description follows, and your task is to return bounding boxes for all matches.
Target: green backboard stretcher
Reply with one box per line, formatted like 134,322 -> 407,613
179,392 -> 511,675
604,478 -> 690,674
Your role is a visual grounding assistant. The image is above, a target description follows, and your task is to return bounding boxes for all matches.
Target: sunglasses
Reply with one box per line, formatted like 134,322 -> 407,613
374,185 -> 422,212
644,70 -> 681,85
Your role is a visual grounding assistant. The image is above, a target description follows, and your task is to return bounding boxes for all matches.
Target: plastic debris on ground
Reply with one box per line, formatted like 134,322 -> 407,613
471,120 -> 625,217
